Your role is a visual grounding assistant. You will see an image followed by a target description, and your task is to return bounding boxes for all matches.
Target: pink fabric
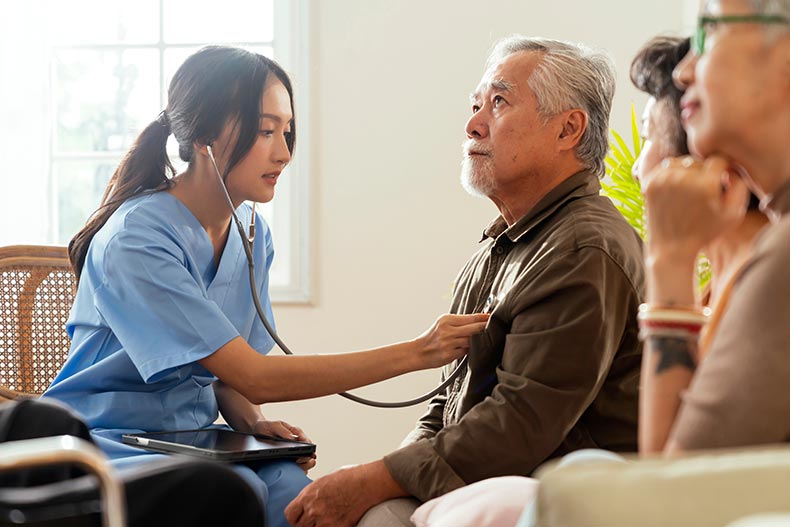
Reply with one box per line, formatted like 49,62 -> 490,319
411,476 -> 538,527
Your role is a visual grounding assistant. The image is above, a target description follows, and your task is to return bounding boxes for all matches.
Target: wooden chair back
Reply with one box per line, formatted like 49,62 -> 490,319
0,246 -> 75,401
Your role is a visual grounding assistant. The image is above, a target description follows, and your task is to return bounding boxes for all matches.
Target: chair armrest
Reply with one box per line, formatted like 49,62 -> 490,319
535,445 -> 790,527
0,435 -> 126,527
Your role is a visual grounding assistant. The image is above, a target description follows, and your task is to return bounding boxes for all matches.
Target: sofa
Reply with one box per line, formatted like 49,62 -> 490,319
534,444 -> 790,526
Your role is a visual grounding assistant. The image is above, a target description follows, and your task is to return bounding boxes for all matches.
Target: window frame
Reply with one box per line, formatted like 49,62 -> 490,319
44,0 -> 311,303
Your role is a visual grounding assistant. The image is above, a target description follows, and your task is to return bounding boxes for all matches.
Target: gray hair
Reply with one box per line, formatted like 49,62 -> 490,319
487,36 -> 615,178
747,0 -> 790,39
747,0 -> 790,16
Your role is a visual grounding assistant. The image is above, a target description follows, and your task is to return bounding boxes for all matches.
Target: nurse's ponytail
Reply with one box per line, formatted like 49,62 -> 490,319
68,46 -> 296,283
68,113 -> 174,282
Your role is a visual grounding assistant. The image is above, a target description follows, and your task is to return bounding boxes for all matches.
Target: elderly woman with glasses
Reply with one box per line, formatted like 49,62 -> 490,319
639,0 -> 790,455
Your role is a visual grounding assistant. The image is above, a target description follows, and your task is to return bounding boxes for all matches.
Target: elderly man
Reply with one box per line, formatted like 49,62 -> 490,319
285,36 -> 645,527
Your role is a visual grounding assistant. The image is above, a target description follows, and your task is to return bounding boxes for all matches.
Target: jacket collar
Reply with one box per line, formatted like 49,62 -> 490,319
480,170 -> 601,243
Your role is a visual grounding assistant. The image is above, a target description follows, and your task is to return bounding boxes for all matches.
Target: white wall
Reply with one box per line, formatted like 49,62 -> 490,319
266,0 -> 688,477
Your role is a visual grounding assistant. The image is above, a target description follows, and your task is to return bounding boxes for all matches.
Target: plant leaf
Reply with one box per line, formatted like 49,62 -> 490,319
631,104 -> 642,159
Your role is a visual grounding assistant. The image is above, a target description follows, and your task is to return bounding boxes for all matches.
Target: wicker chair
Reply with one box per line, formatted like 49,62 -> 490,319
0,246 -> 75,402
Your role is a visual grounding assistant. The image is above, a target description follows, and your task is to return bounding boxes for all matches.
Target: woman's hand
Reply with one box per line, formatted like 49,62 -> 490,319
643,155 -> 750,261
413,313 -> 490,369
253,419 -> 317,473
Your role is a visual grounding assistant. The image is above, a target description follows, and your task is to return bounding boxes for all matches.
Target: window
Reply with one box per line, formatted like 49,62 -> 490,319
0,0 -> 311,302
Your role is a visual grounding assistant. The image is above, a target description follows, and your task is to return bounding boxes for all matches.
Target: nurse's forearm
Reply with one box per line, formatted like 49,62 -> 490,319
202,313 -> 486,404
213,380 -> 263,433
200,336 -> 422,405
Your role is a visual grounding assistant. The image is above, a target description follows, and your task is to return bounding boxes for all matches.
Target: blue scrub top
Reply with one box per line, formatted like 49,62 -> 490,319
44,191 -> 276,461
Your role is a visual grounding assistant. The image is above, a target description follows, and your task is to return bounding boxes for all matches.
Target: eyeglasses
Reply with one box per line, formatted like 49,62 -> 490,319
692,14 -> 789,55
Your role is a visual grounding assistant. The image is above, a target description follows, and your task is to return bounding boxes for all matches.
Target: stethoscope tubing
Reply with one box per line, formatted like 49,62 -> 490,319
207,145 -> 468,407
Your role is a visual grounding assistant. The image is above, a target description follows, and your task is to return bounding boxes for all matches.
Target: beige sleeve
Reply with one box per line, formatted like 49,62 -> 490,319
670,221 -> 790,448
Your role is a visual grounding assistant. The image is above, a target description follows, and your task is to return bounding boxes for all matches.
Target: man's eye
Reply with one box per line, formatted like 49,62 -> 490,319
471,105 -> 480,113
493,95 -> 505,107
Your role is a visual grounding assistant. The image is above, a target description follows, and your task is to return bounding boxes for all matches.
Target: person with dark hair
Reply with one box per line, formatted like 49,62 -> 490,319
41,46 -> 489,527
630,36 -> 690,177
639,0 -> 789,456
631,36 -> 768,368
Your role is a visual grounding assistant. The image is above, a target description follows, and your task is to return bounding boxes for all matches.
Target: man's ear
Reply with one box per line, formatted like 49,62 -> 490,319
557,109 -> 588,152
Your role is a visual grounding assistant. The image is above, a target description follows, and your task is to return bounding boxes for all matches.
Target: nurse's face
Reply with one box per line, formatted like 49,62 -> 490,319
216,78 -> 293,205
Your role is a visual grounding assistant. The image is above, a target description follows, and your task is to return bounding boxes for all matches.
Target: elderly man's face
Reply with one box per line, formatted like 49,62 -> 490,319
462,51 -> 561,198
674,0 -> 790,163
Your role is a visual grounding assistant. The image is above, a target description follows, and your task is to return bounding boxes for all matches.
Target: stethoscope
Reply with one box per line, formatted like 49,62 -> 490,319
206,145 -> 474,408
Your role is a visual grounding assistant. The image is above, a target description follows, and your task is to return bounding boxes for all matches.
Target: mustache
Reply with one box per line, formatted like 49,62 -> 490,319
462,139 -> 492,157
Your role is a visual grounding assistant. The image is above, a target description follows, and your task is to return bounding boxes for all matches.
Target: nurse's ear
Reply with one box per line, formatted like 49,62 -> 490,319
192,140 -> 212,158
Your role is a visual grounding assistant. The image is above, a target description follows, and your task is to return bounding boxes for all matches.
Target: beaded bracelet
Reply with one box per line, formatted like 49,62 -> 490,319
637,303 -> 710,324
638,321 -> 705,342
637,303 -> 710,342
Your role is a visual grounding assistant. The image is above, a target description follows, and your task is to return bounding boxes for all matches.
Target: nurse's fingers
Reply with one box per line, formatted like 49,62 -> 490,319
296,456 -> 317,473
441,313 -> 491,326
451,320 -> 490,337
261,420 -> 302,441
283,422 -> 312,443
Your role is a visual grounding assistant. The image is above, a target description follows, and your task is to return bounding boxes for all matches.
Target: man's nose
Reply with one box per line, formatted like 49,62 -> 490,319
465,110 -> 489,139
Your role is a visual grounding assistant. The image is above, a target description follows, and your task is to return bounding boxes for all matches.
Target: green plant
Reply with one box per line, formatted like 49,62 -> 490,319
600,105 -> 645,239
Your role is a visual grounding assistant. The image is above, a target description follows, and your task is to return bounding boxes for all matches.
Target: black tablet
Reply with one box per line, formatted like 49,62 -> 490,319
122,429 -> 316,462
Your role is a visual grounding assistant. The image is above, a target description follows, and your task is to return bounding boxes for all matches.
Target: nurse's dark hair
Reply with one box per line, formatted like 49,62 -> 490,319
630,35 -> 690,157
68,46 -> 296,281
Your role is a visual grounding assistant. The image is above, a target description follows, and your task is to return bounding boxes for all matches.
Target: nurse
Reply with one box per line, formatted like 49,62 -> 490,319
43,46 -> 488,527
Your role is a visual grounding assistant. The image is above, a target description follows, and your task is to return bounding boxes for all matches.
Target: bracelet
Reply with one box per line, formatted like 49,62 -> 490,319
638,303 -> 710,315
638,319 -> 706,333
637,303 -> 711,325
637,303 -> 709,342
638,319 -> 704,342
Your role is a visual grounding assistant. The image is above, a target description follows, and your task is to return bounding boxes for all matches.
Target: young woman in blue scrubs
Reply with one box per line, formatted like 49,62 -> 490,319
43,46 -> 488,527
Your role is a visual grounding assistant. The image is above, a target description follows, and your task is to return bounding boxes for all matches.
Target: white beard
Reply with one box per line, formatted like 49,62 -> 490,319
460,155 -> 495,198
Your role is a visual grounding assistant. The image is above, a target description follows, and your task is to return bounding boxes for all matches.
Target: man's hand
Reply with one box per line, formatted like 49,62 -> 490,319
285,460 -> 408,527
252,419 -> 317,473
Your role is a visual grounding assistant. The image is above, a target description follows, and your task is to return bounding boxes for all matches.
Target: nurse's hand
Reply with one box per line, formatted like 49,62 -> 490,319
413,313 -> 490,369
253,419 -> 317,473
